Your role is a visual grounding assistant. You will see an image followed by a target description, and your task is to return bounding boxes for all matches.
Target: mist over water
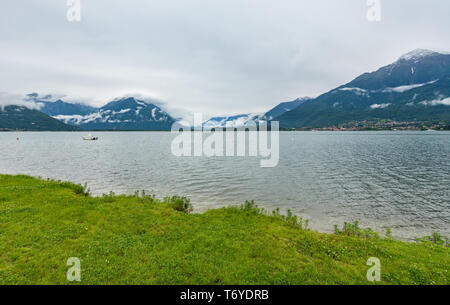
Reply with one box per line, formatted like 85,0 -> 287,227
1,131 -> 449,240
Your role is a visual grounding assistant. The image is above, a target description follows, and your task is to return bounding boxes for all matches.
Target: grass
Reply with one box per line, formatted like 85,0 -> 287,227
0,174 -> 448,285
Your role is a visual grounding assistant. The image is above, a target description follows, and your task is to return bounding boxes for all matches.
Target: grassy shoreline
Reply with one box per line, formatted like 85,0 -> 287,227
0,174 -> 448,285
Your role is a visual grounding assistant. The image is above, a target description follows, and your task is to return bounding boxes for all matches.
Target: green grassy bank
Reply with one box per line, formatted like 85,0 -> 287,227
0,174 -> 448,285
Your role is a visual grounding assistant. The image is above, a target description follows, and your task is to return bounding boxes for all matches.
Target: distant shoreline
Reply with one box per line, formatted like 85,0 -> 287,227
1,129 -> 450,132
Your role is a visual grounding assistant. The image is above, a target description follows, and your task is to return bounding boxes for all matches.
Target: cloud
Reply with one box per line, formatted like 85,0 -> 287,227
370,103 -> 391,109
382,80 -> 438,93
0,92 -> 42,110
420,97 -> 450,106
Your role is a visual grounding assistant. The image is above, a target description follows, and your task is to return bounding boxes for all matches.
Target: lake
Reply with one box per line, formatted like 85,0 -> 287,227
0,131 -> 449,240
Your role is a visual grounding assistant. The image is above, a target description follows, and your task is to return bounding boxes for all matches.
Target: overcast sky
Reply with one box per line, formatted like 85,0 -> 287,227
1,0 -> 449,118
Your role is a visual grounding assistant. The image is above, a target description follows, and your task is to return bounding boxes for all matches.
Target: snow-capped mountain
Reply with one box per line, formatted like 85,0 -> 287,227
50,97 -> 176,130
344,49 -> 450,91
0,105 -> 80,131
277,49 -> 450,128
200,97 -> 312,128
202,113 -> 264,128
397,49 -> 441,62
3,49 -> 448,131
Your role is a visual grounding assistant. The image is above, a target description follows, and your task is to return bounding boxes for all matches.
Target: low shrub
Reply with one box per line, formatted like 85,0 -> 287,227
164,195 -> 193,214
334,221 -> 379,239
416,232 -> 449,247
240,200 -> 264,215
240,201 -> 309,230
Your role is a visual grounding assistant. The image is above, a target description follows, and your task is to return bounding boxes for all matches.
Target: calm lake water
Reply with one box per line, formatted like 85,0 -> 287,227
0,131 -> 449,240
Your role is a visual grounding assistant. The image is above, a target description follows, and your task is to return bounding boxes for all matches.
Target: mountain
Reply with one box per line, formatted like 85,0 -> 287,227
201,98 -> 312,128
52,97 -> 176,130
5,49 -> 448,131
263,97 -> 312,120
344,49 -> 450,90
277,49 -> 450,128
202,113 -> 263,128
0,105 -> 80,131
26,93 -> 97,116
39,99 -> 97,116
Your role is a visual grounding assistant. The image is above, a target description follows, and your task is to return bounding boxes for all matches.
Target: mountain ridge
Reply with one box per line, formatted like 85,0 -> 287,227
53,97 -> 176,131
277,49 -> 450,128
1,49 -> 449,131
0,105 -> 80,131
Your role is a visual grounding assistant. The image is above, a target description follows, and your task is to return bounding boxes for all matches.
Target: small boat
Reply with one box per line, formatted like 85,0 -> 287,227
82,134 -> 99,141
